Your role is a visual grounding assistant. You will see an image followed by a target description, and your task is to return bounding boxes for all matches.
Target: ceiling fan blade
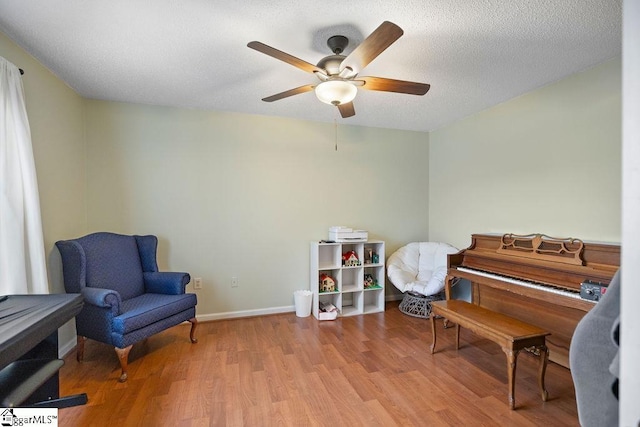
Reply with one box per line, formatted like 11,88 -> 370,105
340,21 -> 403,74
338,102 -> 355,118
357,76 -> 430,95
248,41 -> 323,74
262,84 -> 315,102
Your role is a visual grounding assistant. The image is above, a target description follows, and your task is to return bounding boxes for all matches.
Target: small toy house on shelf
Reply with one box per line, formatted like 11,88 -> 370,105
342,250 -> 361,267
319,273 -> 336,292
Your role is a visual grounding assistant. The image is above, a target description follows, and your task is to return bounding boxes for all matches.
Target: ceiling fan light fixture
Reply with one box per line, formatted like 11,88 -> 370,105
314,80 -> 357,106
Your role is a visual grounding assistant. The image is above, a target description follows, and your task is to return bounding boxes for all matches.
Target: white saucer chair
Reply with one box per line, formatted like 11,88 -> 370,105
387,242 -> 459,318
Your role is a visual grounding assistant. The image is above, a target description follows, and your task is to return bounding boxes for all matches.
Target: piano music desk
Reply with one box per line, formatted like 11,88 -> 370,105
430,299 -> 550,410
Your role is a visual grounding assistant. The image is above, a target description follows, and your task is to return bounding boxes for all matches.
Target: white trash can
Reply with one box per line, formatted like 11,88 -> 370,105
294,290 -> 313,317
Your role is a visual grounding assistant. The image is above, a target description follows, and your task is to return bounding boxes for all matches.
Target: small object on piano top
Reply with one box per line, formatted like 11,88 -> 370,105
580,280 -> 608,302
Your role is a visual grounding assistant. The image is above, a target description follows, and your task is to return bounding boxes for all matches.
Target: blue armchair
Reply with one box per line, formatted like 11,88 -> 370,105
56,232 -> 197,382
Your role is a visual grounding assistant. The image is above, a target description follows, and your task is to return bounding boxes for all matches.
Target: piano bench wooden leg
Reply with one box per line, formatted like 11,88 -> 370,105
455,324 -> 461,350
503,348 -> 521,410
430,313 -> 437,354
538,345 -> 550,402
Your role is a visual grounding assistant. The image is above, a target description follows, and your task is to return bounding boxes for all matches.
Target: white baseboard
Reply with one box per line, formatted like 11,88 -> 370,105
59,337 -> 77,358
195,305 -> 296,322
197,297 -> 403,321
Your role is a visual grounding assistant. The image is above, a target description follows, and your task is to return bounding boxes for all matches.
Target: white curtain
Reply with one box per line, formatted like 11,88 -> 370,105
0,57 -> 48,294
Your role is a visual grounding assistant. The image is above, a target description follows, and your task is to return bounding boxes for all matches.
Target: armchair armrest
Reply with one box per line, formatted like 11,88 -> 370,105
81,287 -> 122,315
143,272 -> 190,295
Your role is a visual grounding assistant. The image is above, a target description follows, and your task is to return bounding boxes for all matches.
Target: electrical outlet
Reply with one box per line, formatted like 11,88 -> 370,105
193,277 -> 202,290
231,277 -> 238,288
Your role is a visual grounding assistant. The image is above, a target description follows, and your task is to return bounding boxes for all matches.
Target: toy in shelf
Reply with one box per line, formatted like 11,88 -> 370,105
319,273 -> 336,292
364,273 -> 378,289
319,301 -> 338,313
342,250 -> 361,266
318,301 -> 338,320
364,248 -> 380,264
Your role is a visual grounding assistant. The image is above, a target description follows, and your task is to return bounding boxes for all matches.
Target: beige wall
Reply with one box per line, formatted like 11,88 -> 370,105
83,100 -> 429,316
1,32 -> 86,349
429,58 -> 621,250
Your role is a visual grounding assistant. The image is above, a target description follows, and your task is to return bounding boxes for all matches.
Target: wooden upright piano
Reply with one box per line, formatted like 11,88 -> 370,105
446,233 -> 620,368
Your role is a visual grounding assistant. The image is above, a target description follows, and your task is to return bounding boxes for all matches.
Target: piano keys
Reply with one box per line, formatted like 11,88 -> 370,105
446,233 -> 620,368
453,266 -> 597,311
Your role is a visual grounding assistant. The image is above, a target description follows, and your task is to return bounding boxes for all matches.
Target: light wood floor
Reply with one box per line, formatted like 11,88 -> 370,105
58,301 -> 579,426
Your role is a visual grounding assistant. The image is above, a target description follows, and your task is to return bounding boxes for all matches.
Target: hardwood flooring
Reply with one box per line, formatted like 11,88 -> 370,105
58,301 -> 579,426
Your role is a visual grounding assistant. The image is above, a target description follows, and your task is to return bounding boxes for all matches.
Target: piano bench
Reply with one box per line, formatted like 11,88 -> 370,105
430,299 -> 550,410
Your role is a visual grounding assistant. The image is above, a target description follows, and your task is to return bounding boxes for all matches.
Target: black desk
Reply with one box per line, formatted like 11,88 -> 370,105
0,294 -> 87,408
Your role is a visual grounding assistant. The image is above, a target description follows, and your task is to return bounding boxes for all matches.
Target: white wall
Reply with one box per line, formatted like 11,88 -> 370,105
0,31 -> 87,350
621,1 -> 640,424
83,100 -> 430,316
429,58 -> 621,250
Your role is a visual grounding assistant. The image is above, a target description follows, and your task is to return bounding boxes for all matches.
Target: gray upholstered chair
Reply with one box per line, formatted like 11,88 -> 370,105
56,232 -> 197,382
570,269 -> 620,426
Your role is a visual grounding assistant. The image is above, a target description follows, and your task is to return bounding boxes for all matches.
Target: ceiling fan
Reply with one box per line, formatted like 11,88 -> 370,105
247,21 -> 430,118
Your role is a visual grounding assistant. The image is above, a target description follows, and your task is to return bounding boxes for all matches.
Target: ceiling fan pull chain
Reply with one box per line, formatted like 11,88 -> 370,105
334,119 -> 338,151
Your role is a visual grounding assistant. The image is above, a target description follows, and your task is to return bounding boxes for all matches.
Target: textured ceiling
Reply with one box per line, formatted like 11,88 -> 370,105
0,0 -> 622,132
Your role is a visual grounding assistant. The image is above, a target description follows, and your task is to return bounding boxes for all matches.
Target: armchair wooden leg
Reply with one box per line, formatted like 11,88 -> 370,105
115,345 -> 133,382
189,317 -> 198,343
76,336 -> 86,362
